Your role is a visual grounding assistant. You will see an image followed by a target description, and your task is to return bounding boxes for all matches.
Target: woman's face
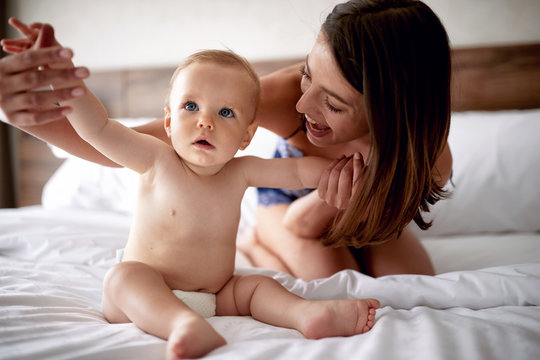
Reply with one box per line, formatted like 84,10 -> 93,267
296,32 -> 368,147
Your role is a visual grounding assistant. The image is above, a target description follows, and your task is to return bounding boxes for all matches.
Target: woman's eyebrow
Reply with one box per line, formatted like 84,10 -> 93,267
305,54 -> 348,105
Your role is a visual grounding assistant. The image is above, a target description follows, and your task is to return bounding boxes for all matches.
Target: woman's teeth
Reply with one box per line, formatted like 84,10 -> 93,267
305,116 -> 329,132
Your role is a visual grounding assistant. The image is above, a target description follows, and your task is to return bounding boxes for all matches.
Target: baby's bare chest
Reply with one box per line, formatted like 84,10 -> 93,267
137,170 -> 246,237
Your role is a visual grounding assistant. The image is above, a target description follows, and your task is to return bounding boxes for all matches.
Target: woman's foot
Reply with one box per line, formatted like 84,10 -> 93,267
299,298 -> 380,339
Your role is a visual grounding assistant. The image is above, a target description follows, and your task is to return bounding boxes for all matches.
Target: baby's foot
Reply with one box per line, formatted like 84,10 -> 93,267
300,298 -> 380,339
166,315 -> 226,360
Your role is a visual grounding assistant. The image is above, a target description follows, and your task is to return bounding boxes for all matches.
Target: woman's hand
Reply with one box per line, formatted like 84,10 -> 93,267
0,18 -> 88,127
318,152 -> 364,209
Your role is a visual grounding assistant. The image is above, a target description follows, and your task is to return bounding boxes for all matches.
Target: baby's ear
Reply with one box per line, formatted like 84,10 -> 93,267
239,121 -> 258,150
163,107 -> 172,137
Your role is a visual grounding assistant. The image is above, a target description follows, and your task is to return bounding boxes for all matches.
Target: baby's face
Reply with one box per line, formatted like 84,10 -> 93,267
166,62 -> 258,173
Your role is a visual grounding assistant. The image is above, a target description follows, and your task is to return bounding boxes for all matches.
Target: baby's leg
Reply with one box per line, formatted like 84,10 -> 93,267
102,261 -> 225,359
216,275 -> 379,339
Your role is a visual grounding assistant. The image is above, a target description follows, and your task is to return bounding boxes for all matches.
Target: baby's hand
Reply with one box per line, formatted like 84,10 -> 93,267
1,17 -> 60,53
318,152 -> 364,210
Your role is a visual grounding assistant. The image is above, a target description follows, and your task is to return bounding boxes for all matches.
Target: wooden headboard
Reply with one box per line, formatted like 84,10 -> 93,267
83,43 -> 540,119
14,43 -> 540,206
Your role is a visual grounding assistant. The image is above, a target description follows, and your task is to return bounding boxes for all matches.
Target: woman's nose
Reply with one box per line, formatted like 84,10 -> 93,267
197,115 -> 214,130
296,88 -> 315,115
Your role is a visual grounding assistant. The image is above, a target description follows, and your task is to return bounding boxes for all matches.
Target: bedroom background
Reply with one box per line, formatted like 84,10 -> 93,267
1,0 -> 540,208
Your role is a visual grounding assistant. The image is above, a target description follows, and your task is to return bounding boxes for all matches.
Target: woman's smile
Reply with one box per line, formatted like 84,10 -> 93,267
304,114 -> 332,137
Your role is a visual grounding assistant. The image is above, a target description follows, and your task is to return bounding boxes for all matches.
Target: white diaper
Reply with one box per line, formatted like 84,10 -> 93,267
172,290 -> 216,318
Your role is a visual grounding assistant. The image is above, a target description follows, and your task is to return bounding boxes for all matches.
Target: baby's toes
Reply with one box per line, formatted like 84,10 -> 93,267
362,324 -> 371,333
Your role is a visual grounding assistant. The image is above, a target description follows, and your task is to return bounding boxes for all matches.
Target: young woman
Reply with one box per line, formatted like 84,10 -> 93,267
0,0 -> 452,280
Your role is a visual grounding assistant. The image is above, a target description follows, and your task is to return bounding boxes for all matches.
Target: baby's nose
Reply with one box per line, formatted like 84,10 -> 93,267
197,115 -> 214,130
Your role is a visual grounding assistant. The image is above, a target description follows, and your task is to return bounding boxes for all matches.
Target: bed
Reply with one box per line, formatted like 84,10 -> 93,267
1,43 -> 540,360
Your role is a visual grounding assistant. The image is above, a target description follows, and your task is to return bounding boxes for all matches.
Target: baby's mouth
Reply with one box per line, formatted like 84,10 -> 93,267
193,137 -> 215,150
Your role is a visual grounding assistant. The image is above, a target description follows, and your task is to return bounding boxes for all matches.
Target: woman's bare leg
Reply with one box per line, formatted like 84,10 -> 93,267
216,275 -> 379,338
359,228 -> 435,277
253,205 -> 359,280
237,227 -> 292,273
102,261 -> 226,359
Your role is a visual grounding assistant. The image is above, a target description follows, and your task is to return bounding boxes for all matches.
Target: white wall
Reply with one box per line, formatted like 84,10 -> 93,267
6,0 -> 540,71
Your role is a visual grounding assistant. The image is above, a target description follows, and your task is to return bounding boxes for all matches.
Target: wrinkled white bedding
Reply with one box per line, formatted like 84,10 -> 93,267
1,206 -> 539,360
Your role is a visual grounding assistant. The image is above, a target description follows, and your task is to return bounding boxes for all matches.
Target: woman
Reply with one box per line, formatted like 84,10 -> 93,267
0,0 -> 452,280
245,0 -> 453,280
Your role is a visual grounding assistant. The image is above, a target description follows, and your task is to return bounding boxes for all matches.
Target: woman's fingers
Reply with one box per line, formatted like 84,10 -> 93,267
320,155 -> 348,207
318,153 -> 365,210
336,157 -> 354,209
0,46 -> 73,74
1,86 -> 85,113
6,106 -> 73,127
318,157 -> 340,200
352,152 -> 364,191
0,66 -> 89,95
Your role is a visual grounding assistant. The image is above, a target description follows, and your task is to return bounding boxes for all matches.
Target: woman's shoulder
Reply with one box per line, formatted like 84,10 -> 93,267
257,62 -> 305,137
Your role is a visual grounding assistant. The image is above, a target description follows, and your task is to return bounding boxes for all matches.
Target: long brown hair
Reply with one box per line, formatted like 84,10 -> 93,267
321,0 -> 451,247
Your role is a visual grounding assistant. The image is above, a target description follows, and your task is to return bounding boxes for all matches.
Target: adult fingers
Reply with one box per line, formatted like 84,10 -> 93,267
0,65 -> 89,96
0,86 -> 85,114
4,106 -> 73,127
336,157 -> 354,209
318,157 -> 340,200
352,152 -> 364,187
324,156 -> 349,206
0,46 -> 73,74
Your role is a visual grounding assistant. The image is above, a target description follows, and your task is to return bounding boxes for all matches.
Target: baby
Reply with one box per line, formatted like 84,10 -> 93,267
10,20 -> 379,359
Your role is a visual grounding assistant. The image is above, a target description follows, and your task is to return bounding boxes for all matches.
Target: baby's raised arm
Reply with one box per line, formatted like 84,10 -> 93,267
56,52 -> 169,175
60,79 -> 162,174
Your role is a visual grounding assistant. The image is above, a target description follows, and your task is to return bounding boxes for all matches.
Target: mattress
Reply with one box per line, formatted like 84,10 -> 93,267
2,109 -> 540,359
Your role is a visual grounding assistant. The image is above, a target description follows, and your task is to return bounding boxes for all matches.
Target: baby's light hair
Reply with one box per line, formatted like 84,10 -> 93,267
166,50 -> 261,120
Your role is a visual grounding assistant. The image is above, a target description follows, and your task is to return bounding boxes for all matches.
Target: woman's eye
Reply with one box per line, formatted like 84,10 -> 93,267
299,67 -> 311,81
219,108 -> 234,118
184,102 -> 198,111
324,98 -> 342,113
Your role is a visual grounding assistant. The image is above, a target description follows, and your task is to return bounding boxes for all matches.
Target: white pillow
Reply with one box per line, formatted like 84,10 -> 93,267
42,158 -> 139,215
410,109 -> 540,237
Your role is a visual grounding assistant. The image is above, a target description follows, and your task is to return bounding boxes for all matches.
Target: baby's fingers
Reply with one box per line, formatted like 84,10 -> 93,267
8,17 -> 36,39
1,38 -> 33,54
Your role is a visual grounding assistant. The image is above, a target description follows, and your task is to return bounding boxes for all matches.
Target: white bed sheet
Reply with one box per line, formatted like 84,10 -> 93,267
1,206 -> 539,360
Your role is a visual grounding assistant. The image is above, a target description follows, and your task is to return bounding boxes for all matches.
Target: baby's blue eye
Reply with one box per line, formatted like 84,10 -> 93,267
184,102 -> 198,111
219,108 -> 234,118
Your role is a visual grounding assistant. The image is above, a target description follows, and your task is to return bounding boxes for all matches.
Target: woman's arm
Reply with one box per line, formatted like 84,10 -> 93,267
253,204 -> 359,281
15,117 -> 168,167
256,62 -> 305,137
282,191 -> 338,238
